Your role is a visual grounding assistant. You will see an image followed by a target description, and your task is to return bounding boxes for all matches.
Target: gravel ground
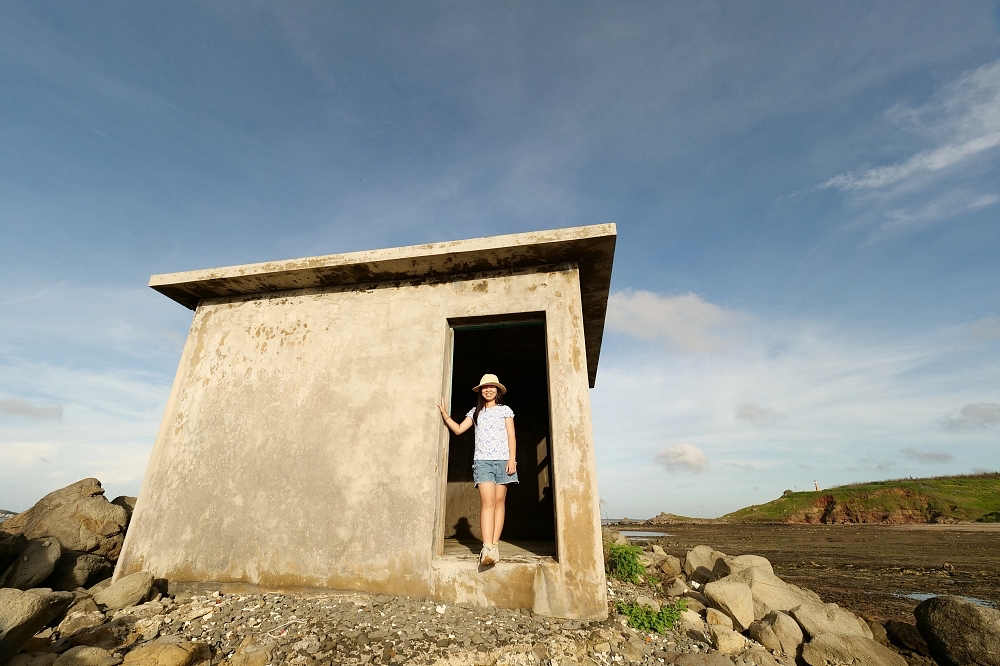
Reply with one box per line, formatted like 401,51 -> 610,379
98,580 -> 732,666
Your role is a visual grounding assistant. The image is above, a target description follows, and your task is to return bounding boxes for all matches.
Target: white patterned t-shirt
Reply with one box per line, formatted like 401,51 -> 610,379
466,405 -> 515,460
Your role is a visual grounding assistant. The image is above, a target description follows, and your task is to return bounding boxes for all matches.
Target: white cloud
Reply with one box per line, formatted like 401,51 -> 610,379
870,191 -> 1000,241
2,442 -> 57,466
942,403 -> 1000,431
654,443 -> 710,473
822,61 -> 1000,192
735,402 -> 779,425
606,290 -> 744,353
592,291 -> 1000,518
901,447 -> 954,463
0,399 -> 63,420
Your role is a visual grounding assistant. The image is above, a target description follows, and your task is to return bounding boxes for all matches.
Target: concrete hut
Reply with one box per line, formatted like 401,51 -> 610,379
116,224 -> 616,619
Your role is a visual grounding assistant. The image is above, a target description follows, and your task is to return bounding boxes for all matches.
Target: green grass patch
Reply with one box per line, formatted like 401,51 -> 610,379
606,543 -> 645,584
722,472 -> 1000,523
616,598 -> 687,634
977,510 -> 1000,523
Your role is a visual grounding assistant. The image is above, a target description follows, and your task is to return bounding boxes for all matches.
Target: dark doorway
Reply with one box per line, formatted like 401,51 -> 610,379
443,316 -> 556,558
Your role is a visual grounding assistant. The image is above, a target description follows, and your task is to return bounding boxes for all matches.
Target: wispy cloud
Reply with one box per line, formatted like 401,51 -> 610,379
868,190 -> 1000,242
822,61 -> 1000,193
606,290 -> 745,353
654,443 -> 710,473
0,399 -> 63,420
942,403 -> 1000,431
813,59 -> 1000,243
735,402 -> 779,425
901,447 -> 954,463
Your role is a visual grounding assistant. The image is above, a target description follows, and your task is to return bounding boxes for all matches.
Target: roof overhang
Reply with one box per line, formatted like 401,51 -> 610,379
150,224 -> 617,386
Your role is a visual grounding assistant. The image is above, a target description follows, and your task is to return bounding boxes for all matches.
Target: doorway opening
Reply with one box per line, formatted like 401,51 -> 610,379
442,314 -> 556,560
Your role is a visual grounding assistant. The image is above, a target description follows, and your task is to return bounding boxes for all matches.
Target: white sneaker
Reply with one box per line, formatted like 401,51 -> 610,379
492,542 -> 501,563
480,545 -> 495,566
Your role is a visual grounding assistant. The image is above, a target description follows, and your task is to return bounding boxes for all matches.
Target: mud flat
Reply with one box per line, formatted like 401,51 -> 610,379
632,522 -> 1000,623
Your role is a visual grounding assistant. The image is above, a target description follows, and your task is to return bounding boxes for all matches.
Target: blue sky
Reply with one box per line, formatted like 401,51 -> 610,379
2,2 -> 999,516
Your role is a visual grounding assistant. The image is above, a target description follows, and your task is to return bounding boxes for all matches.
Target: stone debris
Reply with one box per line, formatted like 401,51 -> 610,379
3,482 -> 998,665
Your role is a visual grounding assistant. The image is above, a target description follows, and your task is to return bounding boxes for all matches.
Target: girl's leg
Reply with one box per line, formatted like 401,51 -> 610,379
478,482 -> 497,546
492,483 -> 508,545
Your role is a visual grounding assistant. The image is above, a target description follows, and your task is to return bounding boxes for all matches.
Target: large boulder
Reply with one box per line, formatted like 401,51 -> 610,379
703,580 -> 754,631
659,555 -> 683,578
685,545 -> 727,584
56,611 -> 106,639
45,552 -> 114,592
791,602 -> 873,640
727,566 -> 820,620
747,611 -> 805,656
52,645 -> 116,666
0,480 -> 128,561
711,554 -> 774,581
914,595 -> 1000,666
0,533 -> 29,572
884,620 -> 931,657
0,538 -> 63,590
708,625 -> 746,655
93,572 -> 154,611
801,633 -> 907,666
109,498 -> 136,530
0,588 -> 75,663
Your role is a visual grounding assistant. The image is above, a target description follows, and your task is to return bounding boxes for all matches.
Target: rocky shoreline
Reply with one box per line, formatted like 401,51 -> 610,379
3,480 -> 999,666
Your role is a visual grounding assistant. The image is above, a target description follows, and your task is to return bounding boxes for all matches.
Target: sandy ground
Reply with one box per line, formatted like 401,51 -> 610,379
621,523 -> 1000,623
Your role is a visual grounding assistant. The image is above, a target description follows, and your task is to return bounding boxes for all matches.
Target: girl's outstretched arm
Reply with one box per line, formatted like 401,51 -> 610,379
505,417 -> 517,475
438,399 -> 473,435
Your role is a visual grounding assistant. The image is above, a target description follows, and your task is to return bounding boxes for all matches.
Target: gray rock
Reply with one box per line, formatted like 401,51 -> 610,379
747,611 -> 804,656
45,552 -> 114,592
56,611 -> 106,638
109,498 -> 136,530
867,620 -> 889,646
884,620 -> 930,657
635,596 -> 660,612
801,632 -> 907,666
685,545 -> 727,585
672,654 -> 735,666
711,554 -> 774,581
53,645 -> 117,666
791,602 -> 873,640
659,555 -> 683,578
704,580 -> 754,631
914,595 -> 1000,666
727,566 -> 820,620
0,538 -> 63,590
0,588 -> 75,663
665,576 -> 689,597
0,480 -> 128,561
709,625 -> 746,655
93,572 -> 154,610
0,533 -> 29,572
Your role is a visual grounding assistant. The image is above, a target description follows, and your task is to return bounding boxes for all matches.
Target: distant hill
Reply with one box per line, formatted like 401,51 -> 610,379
723,473 -> 1000,524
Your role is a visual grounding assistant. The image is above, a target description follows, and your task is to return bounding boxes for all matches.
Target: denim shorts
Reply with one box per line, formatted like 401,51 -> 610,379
473,459 -> 519,486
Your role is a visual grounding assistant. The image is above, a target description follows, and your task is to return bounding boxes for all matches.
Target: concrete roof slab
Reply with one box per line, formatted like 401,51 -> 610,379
150,224 -> 616,385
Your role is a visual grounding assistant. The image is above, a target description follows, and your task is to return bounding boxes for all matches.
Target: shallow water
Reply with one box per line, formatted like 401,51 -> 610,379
620,530 -> 673,539
897,592 -> 996,608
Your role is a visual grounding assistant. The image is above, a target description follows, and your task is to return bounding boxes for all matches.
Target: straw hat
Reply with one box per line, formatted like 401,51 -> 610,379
472,374 -> 507,394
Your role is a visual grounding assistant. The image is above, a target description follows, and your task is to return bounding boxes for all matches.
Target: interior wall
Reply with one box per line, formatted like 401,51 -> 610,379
444,322 -> 555,544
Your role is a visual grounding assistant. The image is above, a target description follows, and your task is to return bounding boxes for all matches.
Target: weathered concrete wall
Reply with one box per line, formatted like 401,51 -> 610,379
117,264 -> 607,619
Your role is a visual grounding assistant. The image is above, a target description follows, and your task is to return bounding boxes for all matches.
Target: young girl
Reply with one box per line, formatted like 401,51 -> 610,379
438,373 -> 517,566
